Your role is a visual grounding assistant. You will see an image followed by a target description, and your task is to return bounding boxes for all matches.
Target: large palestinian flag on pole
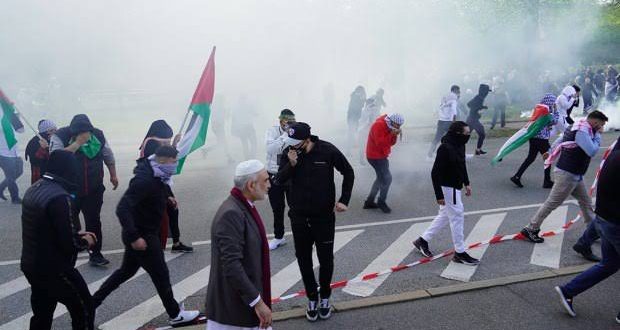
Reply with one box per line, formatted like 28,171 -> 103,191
491,104 -> 552,165
176,47 -> 216,173
0,88 -> 18,149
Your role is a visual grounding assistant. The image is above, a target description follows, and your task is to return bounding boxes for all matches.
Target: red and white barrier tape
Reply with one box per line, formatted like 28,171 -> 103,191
271,142 -> 616,304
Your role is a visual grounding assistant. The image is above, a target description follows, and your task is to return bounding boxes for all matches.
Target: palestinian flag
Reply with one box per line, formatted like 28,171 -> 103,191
491,104 -> 552,165
0,88 -> 18,149
176,47 -> 216,173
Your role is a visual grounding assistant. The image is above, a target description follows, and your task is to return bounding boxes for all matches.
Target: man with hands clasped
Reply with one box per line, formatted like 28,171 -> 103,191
276,122 -> 355,322
414,121 -> 480,266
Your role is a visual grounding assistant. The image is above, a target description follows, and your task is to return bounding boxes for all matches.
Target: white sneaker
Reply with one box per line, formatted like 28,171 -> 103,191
269,238 -> 286,250
169,306 -> 200,326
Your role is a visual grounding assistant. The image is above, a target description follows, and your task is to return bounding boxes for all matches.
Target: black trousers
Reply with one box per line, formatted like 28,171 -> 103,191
367,158 -> 392,204
467,118 -> 485,149
514,138 -> 552,183
428,121 -> 452,157
491,105 -> 506,129
290,213 -> 335,301
268,174 -> 290,239
73,189 -> 104,255
167,205 -> 180,242
24,268 -> 94,330
92,236 -> 180,318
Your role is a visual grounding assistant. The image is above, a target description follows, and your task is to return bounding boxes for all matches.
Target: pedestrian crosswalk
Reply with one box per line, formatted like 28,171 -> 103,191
0,204 -> 589,329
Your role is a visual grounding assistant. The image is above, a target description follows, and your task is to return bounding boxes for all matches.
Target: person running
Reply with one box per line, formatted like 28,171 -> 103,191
0,104 -> 24,204
363,113 -> 404,214
21,150 -> 97,330
466,84 -> 491,155
551,85 -> 579,137
427,85 -> 459,159
277,122 -> 354,322
510,94 -> 559,189
25,120 -> 56,184
520,111 -> 608,243
554,137 -> 619,323
92,146 -> 199,326
565,85 -> 581,126
51,114 -> 118,266
413,121 -> 480,265
264,109 -> 295,250
138,120 -> 193,253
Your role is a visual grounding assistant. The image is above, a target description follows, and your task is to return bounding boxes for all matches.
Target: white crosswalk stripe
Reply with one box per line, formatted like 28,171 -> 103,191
0,253 -> 181,330
271,230 -> 363,298
530,206 -> 569,269
0,259 -> 89,301
343,223 -> 427,297
440,213 -> 507,282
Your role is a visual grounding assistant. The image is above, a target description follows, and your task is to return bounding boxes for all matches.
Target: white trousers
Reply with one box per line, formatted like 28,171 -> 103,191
422,186 -> 466,253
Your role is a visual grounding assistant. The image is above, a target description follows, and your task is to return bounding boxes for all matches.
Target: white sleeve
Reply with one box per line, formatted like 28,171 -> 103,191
249,295 -> 261,307
49,134 -> 65,152
450,101 -> 458,120
265,127 -> 286,154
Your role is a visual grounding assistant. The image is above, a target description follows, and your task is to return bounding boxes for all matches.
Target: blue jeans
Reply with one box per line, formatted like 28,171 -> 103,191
0,155 -> 23,201
561,216 -> 620,298
367,158 -> 392,204
575,220 -> 601,249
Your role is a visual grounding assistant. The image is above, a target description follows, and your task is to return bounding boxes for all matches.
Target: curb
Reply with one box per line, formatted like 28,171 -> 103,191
175,263 -> 591,329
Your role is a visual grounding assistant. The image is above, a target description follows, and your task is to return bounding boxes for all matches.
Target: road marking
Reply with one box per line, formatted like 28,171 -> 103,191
0,253 -> 181,330
0,259 -> 89,301
270,230 -> 363,298
100,265 -> 211,330
530,206 -> 568,269
0,200 -> 581,266
440,213 -> 507,282
343,223 -> 428,297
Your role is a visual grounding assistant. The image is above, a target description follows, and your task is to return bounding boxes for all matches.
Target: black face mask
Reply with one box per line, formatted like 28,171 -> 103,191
455,134 -> 470,145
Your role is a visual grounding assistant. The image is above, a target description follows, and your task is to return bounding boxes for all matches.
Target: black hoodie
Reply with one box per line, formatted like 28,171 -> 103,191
116,158 -> 168,246
431,132 -> 470,201
595,139 -> 620,224
140,120 -> 173,159
466,84 -> 491,121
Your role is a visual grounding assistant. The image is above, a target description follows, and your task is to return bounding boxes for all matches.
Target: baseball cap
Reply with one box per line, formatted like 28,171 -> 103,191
284,122 -> 311,147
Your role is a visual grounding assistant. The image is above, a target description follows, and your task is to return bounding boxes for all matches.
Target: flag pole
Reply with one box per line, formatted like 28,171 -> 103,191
14,106 -> 44,140
177,109 -> 191,135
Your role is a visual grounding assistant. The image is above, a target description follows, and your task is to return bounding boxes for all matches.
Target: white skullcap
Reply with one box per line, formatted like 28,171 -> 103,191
235,159 -> 265,177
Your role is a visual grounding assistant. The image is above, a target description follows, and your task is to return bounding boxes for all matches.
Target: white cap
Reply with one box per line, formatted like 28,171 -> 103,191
235,159 -> 265,177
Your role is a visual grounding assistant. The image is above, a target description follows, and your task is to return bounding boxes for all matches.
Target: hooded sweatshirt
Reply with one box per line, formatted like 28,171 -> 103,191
431,131 -> 470,201
466,84 -> 491,121
366,114 -> 397,159
139,120 -> 173,159
555,86 -> 577,119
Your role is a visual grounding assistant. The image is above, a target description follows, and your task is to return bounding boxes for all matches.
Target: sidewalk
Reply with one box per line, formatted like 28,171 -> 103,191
175,264 -> 619,330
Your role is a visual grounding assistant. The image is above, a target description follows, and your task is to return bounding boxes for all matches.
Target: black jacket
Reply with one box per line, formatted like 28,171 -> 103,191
595,141 -> 620,224
25,133 -> 51,181
116,159 -> 168,246
21,175 -> 88,274
467,84 -> 491,121
55,120 -> 108,197
431,133 -> 470,201
277,136 -> 354,217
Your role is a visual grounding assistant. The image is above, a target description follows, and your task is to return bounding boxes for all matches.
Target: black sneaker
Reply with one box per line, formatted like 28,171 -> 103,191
171,242 -> 194,253
363,200 -> 379,209
89,254 -> 110,267
555,286 -> 576,317
572,244 -> 601,262
475,149 -> 487,155
377,202 -> 391,214
318,298 -> 332,320
306,300 -> 319,322
413,237 -> 433,257
510,176 -> 524,188
543,181 -> 554,189
520,227 -> 544,243
453,252 -> 480,265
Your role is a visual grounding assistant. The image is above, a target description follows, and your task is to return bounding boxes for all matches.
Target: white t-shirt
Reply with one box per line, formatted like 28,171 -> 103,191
438,92 -> 458,122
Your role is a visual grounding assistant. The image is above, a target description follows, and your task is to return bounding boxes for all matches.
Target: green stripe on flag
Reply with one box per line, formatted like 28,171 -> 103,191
0,100 -> 17,149
491,115 -> 551,165
176,103 -> 211,173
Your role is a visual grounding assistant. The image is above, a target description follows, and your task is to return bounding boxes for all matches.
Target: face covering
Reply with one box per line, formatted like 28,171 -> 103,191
149,157 -> 178,184
456,134 -> 471,145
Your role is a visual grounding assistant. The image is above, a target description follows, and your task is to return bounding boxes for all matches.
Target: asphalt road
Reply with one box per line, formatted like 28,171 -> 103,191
0,126 -> 618,329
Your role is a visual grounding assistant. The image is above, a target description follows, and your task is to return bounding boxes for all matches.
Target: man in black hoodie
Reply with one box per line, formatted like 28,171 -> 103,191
413,121 -> 480,265
21,150 -> 97,330
50,114 -> 118,266
92,146 -> 199,327
466,84 -> 491,155
277,122 -> 354,322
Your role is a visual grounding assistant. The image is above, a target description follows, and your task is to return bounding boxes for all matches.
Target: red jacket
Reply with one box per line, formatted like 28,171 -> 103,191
366,115 -> 397,159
